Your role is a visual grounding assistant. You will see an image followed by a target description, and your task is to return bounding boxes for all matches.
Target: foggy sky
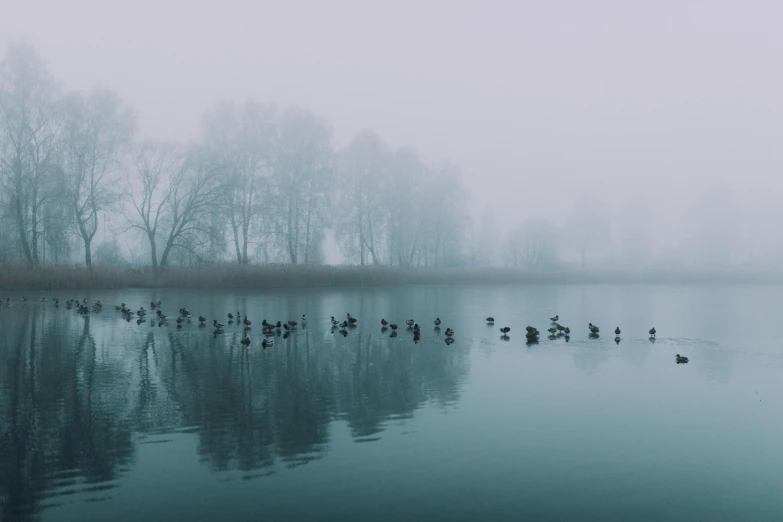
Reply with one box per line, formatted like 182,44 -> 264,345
3,0 -> 782,247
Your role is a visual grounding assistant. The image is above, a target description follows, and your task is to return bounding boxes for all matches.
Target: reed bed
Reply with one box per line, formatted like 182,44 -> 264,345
0,263 -> 780,291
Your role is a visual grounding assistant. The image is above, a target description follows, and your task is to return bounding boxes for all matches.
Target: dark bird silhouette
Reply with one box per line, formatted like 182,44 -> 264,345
550,315 -> 559,322
381,318 -> 389,326
589,323 -> 600,334
240,335 -> 251,346
614,327 -> 621,336
649,327 -> 656,337
486,317 -> 495,324
434,318 -> 441,326
500,327 -> 511,334
676,354 -> 689,364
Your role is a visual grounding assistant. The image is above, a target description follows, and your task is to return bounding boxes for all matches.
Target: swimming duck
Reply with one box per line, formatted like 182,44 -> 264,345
500,326 -> 511,334
244,317 -> 252,327
547,327 -> 557,334
213,320 -> 225,330
262,339 -> 273,349
240,335 -> 251,346
347,313 -> 358,324
406,319 -> 415,327
614,327 -> 621,336
675,354 -> 689,363
381,318 -> 388,326
331,316 -> 339,326
550,315 -> 559,322
339,320 -> 349,328
564,327 -> 570,335
389,324 -> 398,331
198,316 -> 206,323
486,317 -> 495,324
434,318 -> 441,326
444,328 -> 454,337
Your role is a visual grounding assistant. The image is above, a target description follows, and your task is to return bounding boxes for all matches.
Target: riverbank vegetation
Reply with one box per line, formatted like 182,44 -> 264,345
0,263 -> 781,292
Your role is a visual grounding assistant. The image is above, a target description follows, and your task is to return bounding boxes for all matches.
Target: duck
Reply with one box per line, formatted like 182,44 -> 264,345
240,335 -> 251,346
244,317 -> 252,327
675,354 -> 689,364
589,323 -> 600,334
500,326 -> 511,334
434,318 -> 441,326
228,313 -> 234,320
550,315 -> 559,322
302,314 -> 307,325
406,319 -> 415,327
614,327 -> 621,336
287,320 -> 297,327
412,324 -> 421,334
198,316 -> 206,324
262,339 -> 273,349
213,320 -> 225,330
486,317 -> 495,324
389,324 -> 398,331
381,318 -> 389,326
347,313 -> 358,324
564,327 -> 570,335
556,324 -> 566,333
649,327 -> 656,337
547,327 -> 557,334
444,328 -> 454,337
331,316 -> 339,326
339,320 -> 349,328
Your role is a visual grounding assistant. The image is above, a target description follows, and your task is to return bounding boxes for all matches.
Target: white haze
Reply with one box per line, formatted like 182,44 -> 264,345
2,0 -> 782,268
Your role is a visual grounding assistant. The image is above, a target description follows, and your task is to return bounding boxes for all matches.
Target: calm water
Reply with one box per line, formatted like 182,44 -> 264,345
2,284 -> 783,521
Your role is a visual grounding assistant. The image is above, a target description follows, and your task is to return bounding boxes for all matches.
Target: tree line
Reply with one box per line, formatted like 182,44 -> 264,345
0,44 -> 474,271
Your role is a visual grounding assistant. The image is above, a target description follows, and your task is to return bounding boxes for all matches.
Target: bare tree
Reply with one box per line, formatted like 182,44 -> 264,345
124,140 -> 183,272
272,107 -> 332,264
336,130 -> 388,265
157,148 -> 226,268
506,219 -> 559,269
61,89 -> 134,266
202,101 -> 276,264
0,44 -> 62,266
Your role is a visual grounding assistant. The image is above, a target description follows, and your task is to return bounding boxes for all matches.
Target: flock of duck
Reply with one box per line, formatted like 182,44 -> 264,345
0,296 -> 690,364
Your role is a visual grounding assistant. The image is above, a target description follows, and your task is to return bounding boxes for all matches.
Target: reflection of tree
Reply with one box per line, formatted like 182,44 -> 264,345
159,327 -> 469,474
0,304 -> 470,518
0,308 -> 134,521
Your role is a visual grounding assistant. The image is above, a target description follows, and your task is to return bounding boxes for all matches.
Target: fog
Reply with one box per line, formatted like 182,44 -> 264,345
2,0 -> 782,271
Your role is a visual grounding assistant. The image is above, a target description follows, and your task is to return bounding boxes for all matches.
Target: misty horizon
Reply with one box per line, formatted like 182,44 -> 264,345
2,0 -> 782,270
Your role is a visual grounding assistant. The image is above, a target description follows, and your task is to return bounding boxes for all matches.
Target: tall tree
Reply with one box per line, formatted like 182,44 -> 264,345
124,140 -> 183,272
0,44 -> 62,266
272,107 -> 332,264
202,101 -> 276,264
61,89 -> 134,266
336,130 -> 388,265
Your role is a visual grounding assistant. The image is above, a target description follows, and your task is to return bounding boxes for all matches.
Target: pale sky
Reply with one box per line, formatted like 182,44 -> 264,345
2,0 -> 782,247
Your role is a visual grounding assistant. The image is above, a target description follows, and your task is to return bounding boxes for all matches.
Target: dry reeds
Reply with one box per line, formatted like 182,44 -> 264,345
0,262 -> 780,291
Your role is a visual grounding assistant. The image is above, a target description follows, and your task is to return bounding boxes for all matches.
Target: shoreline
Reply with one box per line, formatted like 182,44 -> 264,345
0,264 -> 781,291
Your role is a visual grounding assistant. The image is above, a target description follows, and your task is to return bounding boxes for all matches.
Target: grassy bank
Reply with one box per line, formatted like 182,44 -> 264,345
0,263 -> 782,291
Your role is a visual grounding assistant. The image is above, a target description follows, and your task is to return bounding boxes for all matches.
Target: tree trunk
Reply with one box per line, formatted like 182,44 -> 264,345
148,231 -> 158,273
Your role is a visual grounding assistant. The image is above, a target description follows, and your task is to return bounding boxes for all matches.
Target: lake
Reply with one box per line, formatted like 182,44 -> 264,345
1,284 -> 783,521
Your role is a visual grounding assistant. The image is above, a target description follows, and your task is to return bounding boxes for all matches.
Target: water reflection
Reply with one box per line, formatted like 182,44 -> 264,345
0,302 -> 469,519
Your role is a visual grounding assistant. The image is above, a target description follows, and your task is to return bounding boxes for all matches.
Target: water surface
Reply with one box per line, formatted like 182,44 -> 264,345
2,285 -> 783,521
